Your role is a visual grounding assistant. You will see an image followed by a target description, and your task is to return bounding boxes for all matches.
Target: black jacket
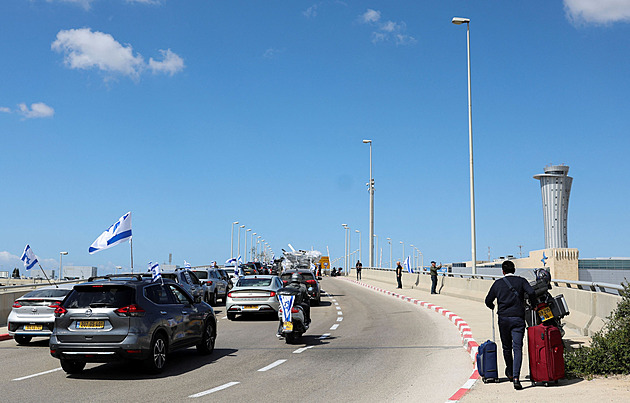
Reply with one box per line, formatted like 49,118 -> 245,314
485,275 -> 536,318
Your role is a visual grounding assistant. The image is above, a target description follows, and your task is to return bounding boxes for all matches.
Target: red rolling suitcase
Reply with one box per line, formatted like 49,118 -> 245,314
527,324 -> 565,386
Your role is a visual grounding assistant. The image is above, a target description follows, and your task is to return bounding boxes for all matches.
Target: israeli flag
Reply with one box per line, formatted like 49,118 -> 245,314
149,262 -> 162,282
184,260 -> 191,269
404,256 -> 412,273
226,257 -> 236,266
20,244 -> 39,271
278,294 -> 295,323
89,212 -> 132,254
237,255 -> 242,264
310,262 -> 316,272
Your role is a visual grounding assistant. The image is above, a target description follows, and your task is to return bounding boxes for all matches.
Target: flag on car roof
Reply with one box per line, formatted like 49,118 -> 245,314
20,244 -> 39,271
226,257 -> 236,265
89,212 -> 132,254
184,260 -> 191,269
404,256 -> 412,273
149,262 -> 162,283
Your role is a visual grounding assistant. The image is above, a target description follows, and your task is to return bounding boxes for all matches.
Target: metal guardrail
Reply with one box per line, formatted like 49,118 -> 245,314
361,267 -> 625,295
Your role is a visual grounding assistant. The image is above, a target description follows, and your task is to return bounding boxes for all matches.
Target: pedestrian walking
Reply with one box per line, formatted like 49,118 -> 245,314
355,260 -> 362,280
430,261 -> 442,294
484,260 -> 536,390
395,261 -> 403,289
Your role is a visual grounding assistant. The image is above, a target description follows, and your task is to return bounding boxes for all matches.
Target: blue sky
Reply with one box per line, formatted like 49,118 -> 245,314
1,0 -> 629,274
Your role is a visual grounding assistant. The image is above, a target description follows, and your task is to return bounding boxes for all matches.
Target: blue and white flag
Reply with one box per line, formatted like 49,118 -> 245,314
20,244 -> 39,271
184,260 -> 191,269
149,262 -> 162,282
404,256 -> 412,273
89,212 -> 132,254
237,255 -> 242,264
278,294 -> 295,323
226,257 -> 236,266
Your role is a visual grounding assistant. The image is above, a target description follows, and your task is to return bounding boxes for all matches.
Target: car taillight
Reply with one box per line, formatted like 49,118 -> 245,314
54,306 -> 67,317
305,279 -> 317,285
12,301 -> 22,308
291,307 -> 299,313
206,280 -> 213,286
228,292 -> 233,298
269,291 -> 276,297
282,280 -> 288,285
49,301 -> 61,309
114,304 -> 146,317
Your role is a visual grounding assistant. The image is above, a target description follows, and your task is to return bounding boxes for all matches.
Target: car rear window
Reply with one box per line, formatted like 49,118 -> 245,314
192,270 -> 208,280
237,278 -> 273,287
64,285 -> 134,308
281,273 -> 305,282
21,288 -> 72,299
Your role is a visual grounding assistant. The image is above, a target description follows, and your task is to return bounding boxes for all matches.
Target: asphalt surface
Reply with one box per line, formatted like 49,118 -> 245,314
0,277 -> 472,402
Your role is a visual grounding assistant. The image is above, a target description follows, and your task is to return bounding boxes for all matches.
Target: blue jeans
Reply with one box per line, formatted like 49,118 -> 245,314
498,316 -> 525,379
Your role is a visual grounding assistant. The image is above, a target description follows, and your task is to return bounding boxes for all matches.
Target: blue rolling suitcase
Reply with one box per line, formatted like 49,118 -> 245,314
476,309 -> 498,383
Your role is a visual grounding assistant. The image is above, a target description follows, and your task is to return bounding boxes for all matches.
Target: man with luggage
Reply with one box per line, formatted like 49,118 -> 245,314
484,260 -> 536,390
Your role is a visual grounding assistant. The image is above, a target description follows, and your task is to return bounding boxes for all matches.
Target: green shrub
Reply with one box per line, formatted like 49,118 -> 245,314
565,281 -> 630,377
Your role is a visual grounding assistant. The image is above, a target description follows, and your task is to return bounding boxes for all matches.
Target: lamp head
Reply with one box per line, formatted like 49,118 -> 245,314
452,17 -> 470,25
60,251 -> 68,255
233,221 -> 239,224
362,139 -> 372,143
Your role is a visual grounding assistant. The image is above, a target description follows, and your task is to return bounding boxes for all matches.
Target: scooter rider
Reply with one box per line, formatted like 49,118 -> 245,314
287,272 -> 311,325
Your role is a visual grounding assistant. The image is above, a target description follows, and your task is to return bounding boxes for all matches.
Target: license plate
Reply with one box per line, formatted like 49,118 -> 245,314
538,306 -> 554,321
283,321 -> 293,331
76,320 -> 105,329
24,324 -> 43,331
243,305 -> 258,310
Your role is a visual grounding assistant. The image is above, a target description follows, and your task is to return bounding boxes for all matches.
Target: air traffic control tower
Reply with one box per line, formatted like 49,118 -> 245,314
533,164 -> 573,249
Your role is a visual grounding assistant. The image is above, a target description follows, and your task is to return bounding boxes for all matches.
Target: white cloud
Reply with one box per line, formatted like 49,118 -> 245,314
148,49 -> 185,76
564,0 -> 630,24
359,9 -> 416,46
303,4 -> 319,18
0,106 -> 11,113
51,28 -> 184,81
361,9 -> 381,23
18,102 -> 55,119
263,48 -> 284,59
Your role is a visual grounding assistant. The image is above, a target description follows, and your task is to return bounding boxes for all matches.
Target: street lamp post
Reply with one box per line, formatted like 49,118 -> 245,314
230,221 -> 239,261
387,238 -> 392,269
410,244 -> 415,271
237,224 -> 245,263
452,16 -> 477,275
252,232 -> 256,260
355,230 -> 361,264
363,140 -> 374,268
256,236 -> 261,261
59,251 -> 68,280
342,224 -> 349,276
245,229 -> 251,262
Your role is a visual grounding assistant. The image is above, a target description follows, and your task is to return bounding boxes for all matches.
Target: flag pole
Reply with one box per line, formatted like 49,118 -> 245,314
130,238 -> 134,274
37,262 -> 56,287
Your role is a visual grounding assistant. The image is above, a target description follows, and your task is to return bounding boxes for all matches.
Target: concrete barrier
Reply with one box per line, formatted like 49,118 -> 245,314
359,269 -> 622,337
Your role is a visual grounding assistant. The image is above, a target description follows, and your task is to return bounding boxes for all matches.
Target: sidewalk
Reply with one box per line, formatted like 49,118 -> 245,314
351,276 -> 630,403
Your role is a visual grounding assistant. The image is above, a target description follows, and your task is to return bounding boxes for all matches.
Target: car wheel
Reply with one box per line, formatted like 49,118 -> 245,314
211,291 -> 218,306
227,312 -> 236,320
145,333 -> 167,373
196,320 -> 216,355
60,359 -> 86,374
14,335 -> 32,345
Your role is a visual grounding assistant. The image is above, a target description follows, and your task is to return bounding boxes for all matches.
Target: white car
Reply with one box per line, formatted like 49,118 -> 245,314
226,275 -> 283,320
8,284 -> 75,345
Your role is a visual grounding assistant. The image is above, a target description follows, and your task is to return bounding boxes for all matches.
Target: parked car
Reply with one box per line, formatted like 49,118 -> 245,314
280,270 -> 322,305
8,284 -> 76,345
217,268 -> 234,292
49,276 -> 216,374
226,275 -> 283,320
192,268 -> 228,306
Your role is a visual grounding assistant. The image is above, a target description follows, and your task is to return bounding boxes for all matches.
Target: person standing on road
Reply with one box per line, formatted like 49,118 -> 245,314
484,260 -> 536,391
355,260 -> 362,280
395,261 -> 403,289
430,261 -> 442,294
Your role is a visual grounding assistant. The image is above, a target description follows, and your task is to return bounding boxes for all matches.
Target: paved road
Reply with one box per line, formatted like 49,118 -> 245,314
0,278 -> 471,402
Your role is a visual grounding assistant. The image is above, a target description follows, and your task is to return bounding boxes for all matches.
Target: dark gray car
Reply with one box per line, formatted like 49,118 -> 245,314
49,276 -> 216,374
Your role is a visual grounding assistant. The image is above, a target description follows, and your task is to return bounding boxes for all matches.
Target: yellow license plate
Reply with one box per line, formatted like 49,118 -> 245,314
24,324 -> 43,331
283,321 -> 293,331
538,306 -> 554,321
243,305 -> 258,310
77,320 -> 105,329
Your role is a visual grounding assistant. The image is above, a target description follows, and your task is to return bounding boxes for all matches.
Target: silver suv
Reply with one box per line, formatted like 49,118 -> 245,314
192,268 -> 228,306
49,276 -> 216,374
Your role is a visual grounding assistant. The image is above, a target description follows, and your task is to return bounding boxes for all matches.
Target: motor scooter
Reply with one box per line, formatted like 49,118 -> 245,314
277,287 -> 309,344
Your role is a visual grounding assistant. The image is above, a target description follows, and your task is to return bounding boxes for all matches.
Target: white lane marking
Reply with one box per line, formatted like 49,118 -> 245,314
330,324 -> 339,330
222,316 -> 228,319
337,311 -> 343,315
334,302 -> 339,306
337,317 -> 343,322
258,359 -> 287,372
12,368 -> 63,381
189,382 -> 240,398
332,299 -> 337,302
319,333 -> 331,339
293,346 -> 315,354
335,306 -> 341,310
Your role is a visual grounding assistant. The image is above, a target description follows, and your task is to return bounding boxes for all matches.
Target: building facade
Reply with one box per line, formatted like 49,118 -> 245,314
534,164 -> 573,249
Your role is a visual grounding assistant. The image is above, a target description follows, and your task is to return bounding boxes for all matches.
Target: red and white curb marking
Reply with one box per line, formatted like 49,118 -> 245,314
346,279 -> 480,402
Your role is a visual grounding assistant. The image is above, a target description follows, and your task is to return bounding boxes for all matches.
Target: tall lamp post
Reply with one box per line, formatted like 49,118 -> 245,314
362,140 -> 374,268
355,230 -> 361,264
410,244 -> 415,271
387,238 -> 392,269
59,251 -> 68,280
230,221 -> 239,261
452,16 -> 477,275
256,236 -> 261,260
237,225 -> 245,263
252,232 -> 257,260
342,224 -> 349,276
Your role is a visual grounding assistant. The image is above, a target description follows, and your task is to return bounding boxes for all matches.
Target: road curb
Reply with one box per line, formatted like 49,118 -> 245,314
0,334 -> 12,341
345,279 -> 479,402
